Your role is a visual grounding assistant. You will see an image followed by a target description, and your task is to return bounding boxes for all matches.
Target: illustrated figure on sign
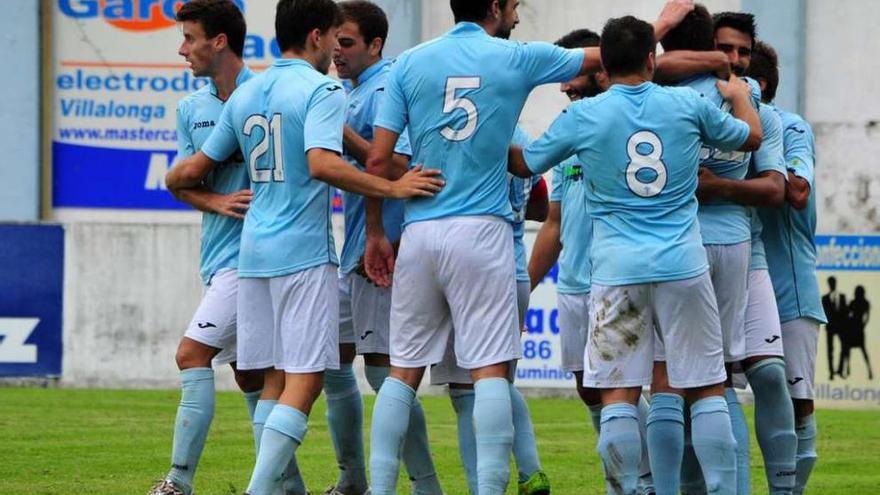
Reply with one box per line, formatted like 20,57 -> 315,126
838,285 -> 874,380
821,276 -> 847,380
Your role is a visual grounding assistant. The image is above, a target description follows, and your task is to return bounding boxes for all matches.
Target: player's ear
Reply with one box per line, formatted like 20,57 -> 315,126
308,27 -> 323,50
646,51 -> 656,76
368,37 -> 383,58
214,32 -> 228,53
489,0 -> 501,20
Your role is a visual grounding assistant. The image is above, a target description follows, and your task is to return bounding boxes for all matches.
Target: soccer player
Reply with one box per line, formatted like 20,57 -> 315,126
330,1 -> 442,494
508,15 -> 762,495
150,2 -> 260,494
747,40 -> 826,495
165,1 -> 444,494
362,2 -> 695,492
428,123 -> 550,495
528,28 -> 657,495
655,7 -> 776,492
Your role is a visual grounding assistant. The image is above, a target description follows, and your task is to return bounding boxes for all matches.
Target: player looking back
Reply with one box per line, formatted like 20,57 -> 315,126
747,40 -> 827,495
151,2 -> 260,493
508,15 -> 762,495
166,1 -> 443,494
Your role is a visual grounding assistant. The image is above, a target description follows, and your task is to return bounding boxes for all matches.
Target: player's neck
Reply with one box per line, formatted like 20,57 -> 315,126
609,74 -> 650,87
210,55 -> 245,101
350,57 -> 382,88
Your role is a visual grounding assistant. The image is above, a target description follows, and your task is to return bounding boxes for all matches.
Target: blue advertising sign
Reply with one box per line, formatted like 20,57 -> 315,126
0,225 -> 65,377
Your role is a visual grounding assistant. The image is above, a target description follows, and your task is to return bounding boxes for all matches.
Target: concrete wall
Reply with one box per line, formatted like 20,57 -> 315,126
0,1 -> 40,221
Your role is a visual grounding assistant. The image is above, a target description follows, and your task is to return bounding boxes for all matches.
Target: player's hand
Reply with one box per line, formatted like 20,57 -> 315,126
364,234 -> 395,288
355,256 -> 381,287
657,0 -> 695,31
716,74 -> 751,102
389,165 -> 445,199
209,189 -> 253,219
696,167 -> 723,203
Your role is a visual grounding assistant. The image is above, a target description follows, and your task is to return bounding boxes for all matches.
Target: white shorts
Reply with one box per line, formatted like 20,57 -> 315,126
351,274 -> 392,355
338,274 -> 355,345
557,291 -> 590,373
782,318 -> 819,400
587,273 -> 726,389
390,217 -> 520,370
429,281 -> 529,385
184,268 -> 238,366
236,264 -> 340,373
706,242 -> 750,362
743,270 -> 784,359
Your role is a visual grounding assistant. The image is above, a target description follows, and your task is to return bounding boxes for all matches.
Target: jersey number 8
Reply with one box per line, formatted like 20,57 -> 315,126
243,113 -> 284,183
625,131 -> 667,198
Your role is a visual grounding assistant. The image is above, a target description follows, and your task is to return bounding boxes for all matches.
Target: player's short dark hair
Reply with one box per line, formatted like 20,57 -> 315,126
555,28 -> 600,49
339,1 -> 389,52
660,4 -> 714,52
275,0 -> 343,53
601,16 -> 656,77
713,11 -> 756,45
450,0 -> 508,24
746,40 -> 779,103
176,0 -> 246,58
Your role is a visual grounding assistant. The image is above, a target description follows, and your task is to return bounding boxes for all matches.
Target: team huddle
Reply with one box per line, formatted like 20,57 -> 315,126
153,0 -> 824,494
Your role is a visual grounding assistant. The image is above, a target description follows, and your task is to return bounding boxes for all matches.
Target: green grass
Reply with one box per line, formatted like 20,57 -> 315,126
0,388 -> 877,494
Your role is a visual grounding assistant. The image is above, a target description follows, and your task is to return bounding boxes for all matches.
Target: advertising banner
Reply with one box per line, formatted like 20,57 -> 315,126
51,0 -> 419,214
814,235 -> 880,409
0,225 -> 65,377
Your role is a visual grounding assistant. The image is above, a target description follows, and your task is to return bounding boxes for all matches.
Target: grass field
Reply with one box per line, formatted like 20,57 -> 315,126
0,388 -> 877,494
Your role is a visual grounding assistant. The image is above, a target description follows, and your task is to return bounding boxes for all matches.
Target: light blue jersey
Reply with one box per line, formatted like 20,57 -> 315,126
680,74 -> 759,245
551,156 -> 592,294
509,125 -> 540,282
374,22 -> 584,226
202,59 -> 343,278
176,67 -> 254,284
759,108 -> 826,324
748,103 -> 786,272
339,59 -> 412,275
523,82 -> 750,286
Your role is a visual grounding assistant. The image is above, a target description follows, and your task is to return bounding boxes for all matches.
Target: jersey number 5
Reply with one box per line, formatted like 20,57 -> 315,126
244,113 -> 284,183
441,77 -> 480,142
625,131 -> 667,198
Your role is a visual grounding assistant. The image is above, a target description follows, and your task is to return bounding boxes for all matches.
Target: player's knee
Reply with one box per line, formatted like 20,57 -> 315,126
232,367 -> 264,393
339,343 -> 357,364
175,339 -> 214,370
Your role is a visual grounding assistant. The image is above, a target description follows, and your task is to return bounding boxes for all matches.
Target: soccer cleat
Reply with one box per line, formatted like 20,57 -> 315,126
320,486 -> 366,495
518,471 -> 551,495
148,480 -> 187,495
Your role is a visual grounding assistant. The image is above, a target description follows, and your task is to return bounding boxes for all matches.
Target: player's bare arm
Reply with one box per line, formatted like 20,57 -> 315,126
528,200 -> 562,292
165,150 -> 218,192
525,177 -> 549,222
717,74 -> 763,150
507,145 -> 533,178
655,50 -> 731,84
309,148 -> 443,199
343,125 -> 411,179
697,168 -> 785,207
786,171 -> 811,210
653,0 -> 695,42
174,187 -> 253,220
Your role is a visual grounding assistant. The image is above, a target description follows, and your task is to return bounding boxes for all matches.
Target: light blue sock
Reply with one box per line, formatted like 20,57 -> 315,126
369,377 -> 415,495
244,390 -> 262,422
366,365 -> 442,495
793,414 -> 817,495
725,388 -> 751,495
450,388 -> 478,495
167,368 -> 215,495
746,359 -> 796,494
597,402 -> 642,495
246,405 -> 308,495
473,378 -> 514,495
647,393 -> 685,495
510,384 -> 541,482
325,364 -> 368,493
252,399 -> 277,455
636,395 -> 655,495
690,397 -> 737,495
680,411 -> 707,495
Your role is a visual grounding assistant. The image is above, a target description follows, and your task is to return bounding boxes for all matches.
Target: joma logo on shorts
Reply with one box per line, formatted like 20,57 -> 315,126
193,121 -> 215,130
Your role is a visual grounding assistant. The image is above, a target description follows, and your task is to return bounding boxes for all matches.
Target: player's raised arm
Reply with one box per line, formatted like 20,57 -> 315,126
716,74 -> 763,150
165,151 -> 219,191
653,0 -> 696,43
655,50 -> 730,83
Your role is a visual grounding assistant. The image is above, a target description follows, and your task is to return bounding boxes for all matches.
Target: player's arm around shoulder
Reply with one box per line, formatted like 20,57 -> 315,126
713,75 -> 763,151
